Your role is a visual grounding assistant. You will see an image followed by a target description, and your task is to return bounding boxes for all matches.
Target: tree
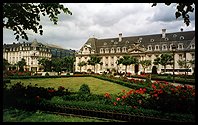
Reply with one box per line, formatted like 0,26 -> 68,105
153,53 -> 173,73
62,56 -> 75,72
38,58 -> 52,72
87,55 -> 102,73
3,59 -> 10,71
177,59 -> 194,75
151,3 -> 195,26
139,60 -> 152,73
3,3 -> 72,41
17,58 -> 26,72
51,58 -> 62,75
78,61 -> 87,72
117,55 -> 138,73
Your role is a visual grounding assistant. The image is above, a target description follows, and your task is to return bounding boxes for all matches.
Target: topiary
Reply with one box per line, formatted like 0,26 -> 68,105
78,84 -> 90,94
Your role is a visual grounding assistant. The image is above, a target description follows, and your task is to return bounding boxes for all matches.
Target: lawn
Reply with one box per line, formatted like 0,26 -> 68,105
10,77 -> 132,95
3,108 -> 108,122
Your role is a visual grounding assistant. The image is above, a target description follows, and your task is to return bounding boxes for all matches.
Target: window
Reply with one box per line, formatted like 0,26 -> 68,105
100,48 -> 104,53
162,44 -> 167,51
126,41 -> 129,44
173,34 -> 177,38
150,39 -> 154,42
155,45 -> 159,51
180,36 -> 184,40
111,40 -> 114,42
114,42 -> 118,44
179,54 -> 183,60
169,44 -> 173,50
105,63 -> 108,66
155,55 -> 159,58
191,53 -> 194,59
122,47 -> 126,52
105,48 -> 109,53
111,63 -> 114,66
117,47 -> 120,53
111,48 -> 114,53
148,45 -> 152,51
104,42 -> 107,45
178,43 -> 183,50
190,44 -> 195,49
106,57 -> 108,60
165,38 -> 169,41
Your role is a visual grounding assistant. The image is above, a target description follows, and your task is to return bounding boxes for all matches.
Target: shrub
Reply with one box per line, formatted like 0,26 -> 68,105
78,84 -> 90,94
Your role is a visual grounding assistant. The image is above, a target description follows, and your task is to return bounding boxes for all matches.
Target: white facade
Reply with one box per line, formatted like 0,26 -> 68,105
3,39 -> 52,72
75,30 -> 195,75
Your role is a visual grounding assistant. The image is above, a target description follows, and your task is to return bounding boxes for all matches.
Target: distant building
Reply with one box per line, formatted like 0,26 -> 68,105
75,29 -> 195,75
3,39 -> 75,72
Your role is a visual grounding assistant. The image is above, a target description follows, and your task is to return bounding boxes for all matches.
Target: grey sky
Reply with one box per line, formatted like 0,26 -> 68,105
3,3 -> 195,50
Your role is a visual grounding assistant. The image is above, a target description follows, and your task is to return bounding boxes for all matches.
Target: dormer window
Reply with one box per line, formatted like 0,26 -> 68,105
147,45 -> 152,51
173,34 -> 177,38
165,38 -> 169,41
111,48 -> 114,53
126,41 -> 129,44
111,40 -> 114,42
155,45 -> 160,51
100,48 -> 104,53
104,42 -> 107,45
114,42 -> 118,44
180,36 -> 184,40
162,44 -> 167,51
178,43 -> 183,50
117,47 -> 120,53
190,44 -> 195,49
105,48 -> 109,53
122,47 -> 127,52
150,39 -> 154,42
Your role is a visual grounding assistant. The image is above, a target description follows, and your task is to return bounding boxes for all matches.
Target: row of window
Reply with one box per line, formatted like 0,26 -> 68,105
4,47 -> 51,52
147,43 -> 195,51
100,47 -> 127,53
103,36 -> 185,46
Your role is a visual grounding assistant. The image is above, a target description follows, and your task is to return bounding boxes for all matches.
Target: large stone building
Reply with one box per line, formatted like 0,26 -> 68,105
75,29 -> 195,75
3,39 -> 75,72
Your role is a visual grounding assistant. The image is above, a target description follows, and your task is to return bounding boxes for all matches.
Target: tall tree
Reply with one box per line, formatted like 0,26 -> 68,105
177,59 -> 194,75
153,53 -> 173,73
151,3 -> 195,26
117,55 -> 138,73
62,56 -> 75,72
17,58 -> 26,72
38,58 -> 52,72
139,60 -> 152,73
51,58 -> 62,75
3,59 -> 10,71
78,61 -> 87,72
87,55 -> 102,73
3,3 -> 72,41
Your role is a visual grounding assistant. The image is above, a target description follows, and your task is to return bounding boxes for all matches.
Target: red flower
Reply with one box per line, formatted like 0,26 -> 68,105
122,95 -> 127,99
113,102 -> 117,106
153,94 -> 158,97
116,98 -> 121,101
143,88 -> 146,92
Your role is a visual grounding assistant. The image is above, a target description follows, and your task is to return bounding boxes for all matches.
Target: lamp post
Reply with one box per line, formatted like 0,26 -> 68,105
172,44 -> 176,83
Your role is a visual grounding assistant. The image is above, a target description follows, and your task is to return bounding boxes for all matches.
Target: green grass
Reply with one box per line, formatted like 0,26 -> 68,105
3,108 -> 108,122
10,77 -> 132,95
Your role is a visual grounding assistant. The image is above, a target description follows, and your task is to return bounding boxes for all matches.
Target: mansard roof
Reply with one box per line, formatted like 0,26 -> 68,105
81,30 -> 195,53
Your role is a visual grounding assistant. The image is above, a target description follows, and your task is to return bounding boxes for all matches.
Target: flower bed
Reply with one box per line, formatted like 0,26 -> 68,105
3,81 -> 195,122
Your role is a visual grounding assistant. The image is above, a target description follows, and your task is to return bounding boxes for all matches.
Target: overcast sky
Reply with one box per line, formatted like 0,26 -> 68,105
3,3 -> 195,50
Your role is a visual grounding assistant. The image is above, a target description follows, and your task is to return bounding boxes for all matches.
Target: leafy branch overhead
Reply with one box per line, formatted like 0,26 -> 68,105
3,3 -> 72,41
152,3 -> 194,26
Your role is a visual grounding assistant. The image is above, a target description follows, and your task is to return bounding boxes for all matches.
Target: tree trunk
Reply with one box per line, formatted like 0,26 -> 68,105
125,65 -> 127,74
164,65 -> 166,73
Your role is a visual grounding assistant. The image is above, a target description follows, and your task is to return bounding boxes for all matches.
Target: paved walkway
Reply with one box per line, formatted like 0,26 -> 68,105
127,77 -> 195,88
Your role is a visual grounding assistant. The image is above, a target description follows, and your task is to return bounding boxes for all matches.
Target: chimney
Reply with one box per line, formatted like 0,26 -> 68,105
162,29 -> 166,38
180,28 -> 183,32
119,33 -> 122,42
